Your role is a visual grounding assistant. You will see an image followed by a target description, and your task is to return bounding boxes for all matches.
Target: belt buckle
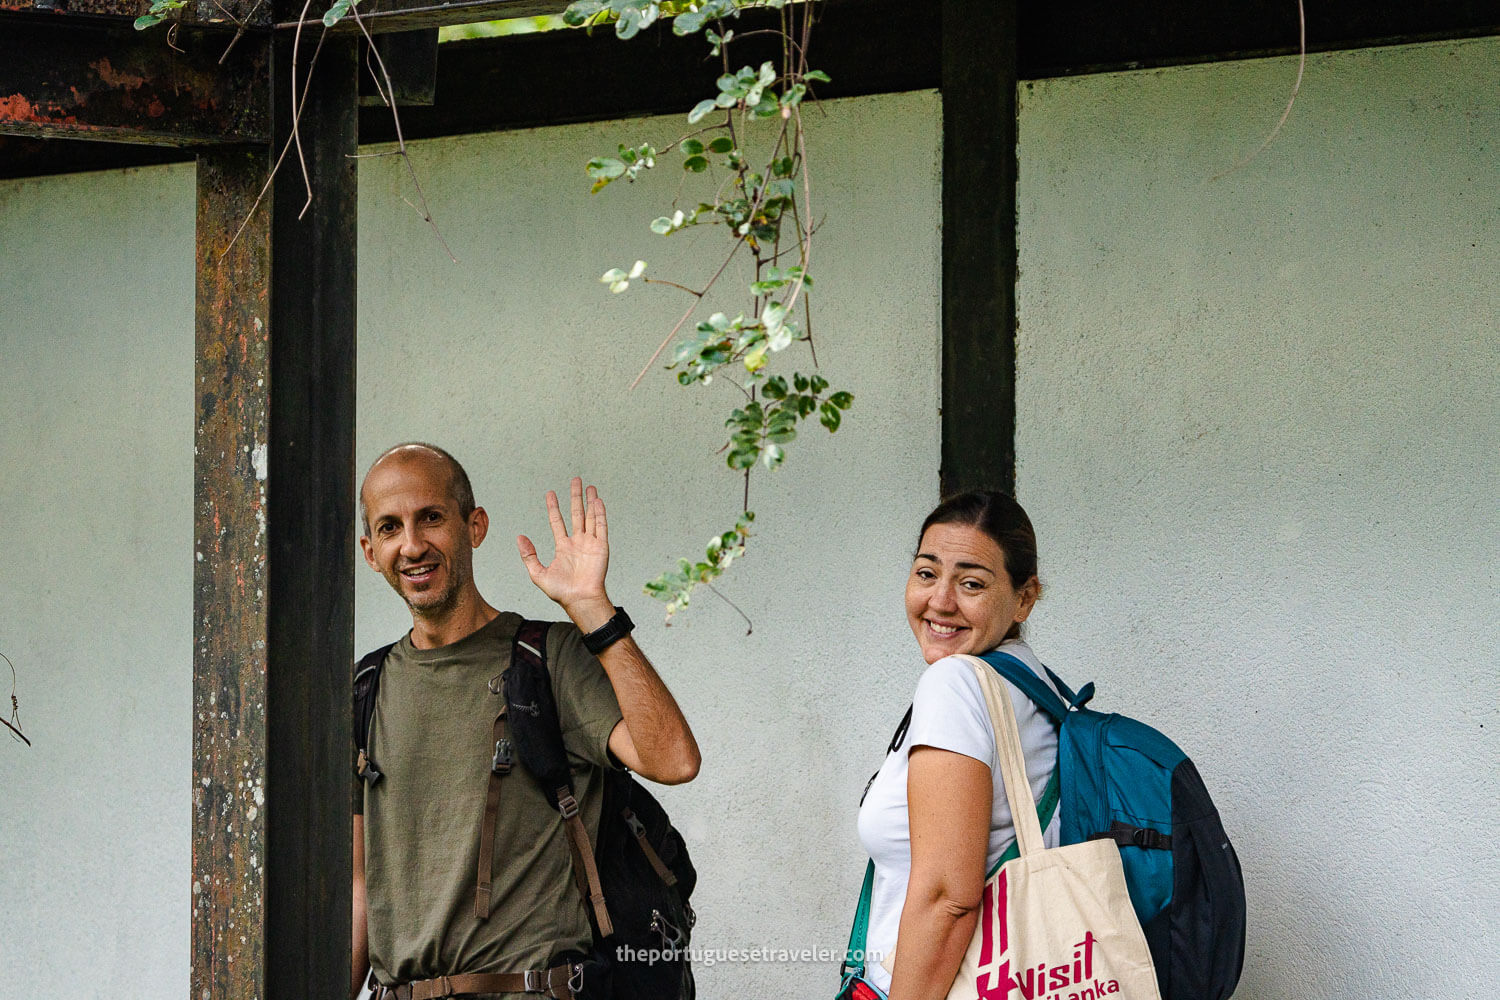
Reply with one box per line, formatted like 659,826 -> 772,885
524,968 -> 542,993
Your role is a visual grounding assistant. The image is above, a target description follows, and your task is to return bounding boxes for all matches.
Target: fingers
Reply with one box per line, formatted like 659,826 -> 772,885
569,476 -> 585,536
591,491 -> 607,543
516,534 -> 544,581
545,489 -> 566,544
546,478 -> 606,541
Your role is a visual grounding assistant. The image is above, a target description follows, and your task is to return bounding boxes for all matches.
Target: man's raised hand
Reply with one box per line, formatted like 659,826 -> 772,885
516,477 -> 613,622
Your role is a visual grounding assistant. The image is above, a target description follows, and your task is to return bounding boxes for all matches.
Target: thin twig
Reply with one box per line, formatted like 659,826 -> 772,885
704,583 -> 754,635
220,23 -> 329,259
1212,0 -> 1306,182
629,236 -> 747,389
349,2 -> 459,261
289,0 -> 317,219
642,277 -> 703,297
2,652 -> 29,747
0,715 -> 27,746
213,0 -> 265,63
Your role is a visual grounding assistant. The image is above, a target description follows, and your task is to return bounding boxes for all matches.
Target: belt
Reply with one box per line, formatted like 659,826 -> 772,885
375,964 -> 579,1000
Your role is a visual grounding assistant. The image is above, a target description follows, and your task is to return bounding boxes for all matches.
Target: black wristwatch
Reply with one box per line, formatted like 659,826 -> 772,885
582,606 -> 634,655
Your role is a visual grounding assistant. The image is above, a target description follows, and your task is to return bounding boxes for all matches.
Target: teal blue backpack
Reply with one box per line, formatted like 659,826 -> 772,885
979,650 -> 1246,1000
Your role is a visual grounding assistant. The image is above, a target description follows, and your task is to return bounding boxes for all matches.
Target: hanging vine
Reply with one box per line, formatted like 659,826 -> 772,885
566,0 -> 851,627
2,652 -> 30,747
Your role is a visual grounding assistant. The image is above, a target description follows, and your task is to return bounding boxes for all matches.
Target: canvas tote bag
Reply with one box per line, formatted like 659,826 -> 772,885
888,655 -> 1163,1000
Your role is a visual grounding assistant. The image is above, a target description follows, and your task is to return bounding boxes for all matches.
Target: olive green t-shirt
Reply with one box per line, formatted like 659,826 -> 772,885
357,612 -> 623,988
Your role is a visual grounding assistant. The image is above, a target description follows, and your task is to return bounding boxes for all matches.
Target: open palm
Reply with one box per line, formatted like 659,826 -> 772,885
516,477 -> 610,608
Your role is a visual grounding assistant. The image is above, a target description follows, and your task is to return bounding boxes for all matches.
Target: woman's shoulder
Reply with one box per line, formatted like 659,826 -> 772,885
915,641 -> 1050,700
913,655 -> 986,705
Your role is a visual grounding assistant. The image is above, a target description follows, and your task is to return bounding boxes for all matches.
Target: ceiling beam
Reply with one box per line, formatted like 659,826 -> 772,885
4,0 -> 1496,177
0,19 -> 269,146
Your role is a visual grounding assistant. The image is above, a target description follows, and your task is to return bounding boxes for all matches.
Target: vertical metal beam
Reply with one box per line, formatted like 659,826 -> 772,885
192,23 -> 358,1000
940,0 -> 1019,496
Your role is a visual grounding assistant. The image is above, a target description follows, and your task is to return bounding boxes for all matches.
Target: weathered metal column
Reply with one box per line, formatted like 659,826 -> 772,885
940,0 -> 1020,496
192,11 -> 358,999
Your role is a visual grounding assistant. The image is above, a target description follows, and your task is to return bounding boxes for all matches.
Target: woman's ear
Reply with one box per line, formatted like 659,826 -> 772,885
1014,575 -> 1041,622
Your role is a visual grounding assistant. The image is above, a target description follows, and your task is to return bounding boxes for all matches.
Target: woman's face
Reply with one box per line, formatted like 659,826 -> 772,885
905,522 -> 1039,665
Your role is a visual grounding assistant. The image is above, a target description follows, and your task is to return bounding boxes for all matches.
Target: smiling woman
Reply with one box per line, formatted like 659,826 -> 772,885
843,491 -> 1063,1000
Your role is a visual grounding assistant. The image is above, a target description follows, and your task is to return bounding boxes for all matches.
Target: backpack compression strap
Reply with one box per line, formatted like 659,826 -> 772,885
474,702 -> 513,920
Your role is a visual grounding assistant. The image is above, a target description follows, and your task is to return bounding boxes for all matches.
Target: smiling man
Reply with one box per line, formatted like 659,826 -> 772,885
352,442 -> 700,1000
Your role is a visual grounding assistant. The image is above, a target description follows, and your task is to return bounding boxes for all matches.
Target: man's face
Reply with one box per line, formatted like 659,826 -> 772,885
359,452 -> 485,619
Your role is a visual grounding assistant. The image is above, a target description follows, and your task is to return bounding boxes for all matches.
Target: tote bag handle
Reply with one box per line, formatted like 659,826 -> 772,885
955,654 -> 1045,859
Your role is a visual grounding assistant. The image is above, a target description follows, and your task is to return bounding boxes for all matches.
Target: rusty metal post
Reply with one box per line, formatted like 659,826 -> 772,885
191,21 -> 357,1000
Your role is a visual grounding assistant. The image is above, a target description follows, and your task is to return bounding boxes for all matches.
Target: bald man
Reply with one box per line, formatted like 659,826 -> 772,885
352,443 -> 699,1000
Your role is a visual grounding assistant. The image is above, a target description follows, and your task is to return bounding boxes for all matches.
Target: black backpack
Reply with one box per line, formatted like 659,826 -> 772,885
355,620 -> 696,1000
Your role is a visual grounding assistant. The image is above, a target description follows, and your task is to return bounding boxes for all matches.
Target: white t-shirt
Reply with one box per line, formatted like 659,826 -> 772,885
855,640 -> 1062,993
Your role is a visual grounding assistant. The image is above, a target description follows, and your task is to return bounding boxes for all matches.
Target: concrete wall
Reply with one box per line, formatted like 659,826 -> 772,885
1015,36 -> 1499,997
353,90 -> 944,997
0,163 -> 197,990
0,91 -> 943,997
2,34 -> 1496,1000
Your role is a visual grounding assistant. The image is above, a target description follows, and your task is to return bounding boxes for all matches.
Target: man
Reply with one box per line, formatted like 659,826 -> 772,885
352,443 -> 700,1000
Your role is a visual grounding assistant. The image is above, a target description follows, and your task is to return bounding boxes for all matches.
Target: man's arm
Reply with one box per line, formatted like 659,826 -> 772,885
351,815 -> 369,1000
517,478 -> 700,785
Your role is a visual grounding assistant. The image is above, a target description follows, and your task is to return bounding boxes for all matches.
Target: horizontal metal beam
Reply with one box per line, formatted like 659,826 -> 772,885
0,19 -> 269,146
278,0 -> 563,34
0,0 -> 265,28
360,0 -> 930,142
1019,0 -> 1500,77
5,0 -> 1497,176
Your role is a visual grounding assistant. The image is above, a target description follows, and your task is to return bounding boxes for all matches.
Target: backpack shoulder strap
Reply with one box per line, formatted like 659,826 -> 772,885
354,642 -> 396,783
500,620 -> 615,937
979,649 -> 1071,722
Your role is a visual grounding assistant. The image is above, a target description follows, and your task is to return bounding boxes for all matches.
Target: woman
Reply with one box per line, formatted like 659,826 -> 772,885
855,491 -> 1063,1000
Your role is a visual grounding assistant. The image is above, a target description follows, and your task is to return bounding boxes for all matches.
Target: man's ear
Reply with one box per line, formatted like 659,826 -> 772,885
359,535 -> 379,572
468,507 -> 489,549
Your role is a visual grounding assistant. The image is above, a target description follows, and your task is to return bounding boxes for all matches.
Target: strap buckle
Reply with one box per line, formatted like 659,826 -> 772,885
622,808 -> 646,839
556,791 -> 580,819
357,749 -> 383,785
524,968 -> 542,993
492,738 -> 513,774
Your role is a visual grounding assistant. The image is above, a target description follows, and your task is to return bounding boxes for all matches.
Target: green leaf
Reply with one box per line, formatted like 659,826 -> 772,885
819,401 -> 842,432
133,12 -> 164,27
322,0 -> 355,26
829,391 -> 854,409
681,138 -> 705,155
683,155 -> 709,173
794,373 -> 809,392
707,136 -> 734,154
714,91 -> 740,109
587,157 -> 627,180
650,216 -> 674,235
673,8 -> 706,33
687,99 -> 717,124
727,448 -> 758,470
805,69 -> 832,83
562,0 -> 604,26
810,374 -> 829,393
763,375 -> 788,400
